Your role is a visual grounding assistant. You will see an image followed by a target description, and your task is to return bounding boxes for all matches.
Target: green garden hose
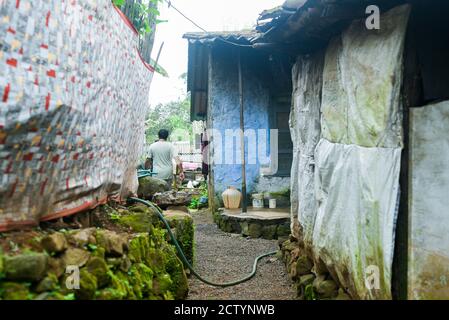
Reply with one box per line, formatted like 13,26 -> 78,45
129,197 -> 277,288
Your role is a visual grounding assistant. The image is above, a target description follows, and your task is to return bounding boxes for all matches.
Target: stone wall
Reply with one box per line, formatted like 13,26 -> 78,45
279,237 -> 351,300
0,204 -> 191,300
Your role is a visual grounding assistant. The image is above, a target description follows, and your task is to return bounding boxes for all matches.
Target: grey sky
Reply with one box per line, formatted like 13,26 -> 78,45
149,0 -> 282,107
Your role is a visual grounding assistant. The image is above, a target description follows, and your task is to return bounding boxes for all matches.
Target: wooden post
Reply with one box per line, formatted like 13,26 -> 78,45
238,50 -> 247,213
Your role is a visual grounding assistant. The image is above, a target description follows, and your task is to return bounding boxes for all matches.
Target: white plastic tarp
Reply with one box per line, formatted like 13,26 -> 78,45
289,52 -> 323,244
314,139 -> 401,299
409,100 -> 449,299
288,4 -> 411,299
321,4 -> 410,148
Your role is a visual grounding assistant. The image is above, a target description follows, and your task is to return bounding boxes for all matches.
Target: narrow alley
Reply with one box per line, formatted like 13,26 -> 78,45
188,210 -> 296,300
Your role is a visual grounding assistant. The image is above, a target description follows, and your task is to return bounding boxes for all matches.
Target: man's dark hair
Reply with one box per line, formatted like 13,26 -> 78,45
158,129 -> 169,140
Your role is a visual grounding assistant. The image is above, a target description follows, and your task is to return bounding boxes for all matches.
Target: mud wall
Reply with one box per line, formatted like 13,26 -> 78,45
208,46 -> 270,198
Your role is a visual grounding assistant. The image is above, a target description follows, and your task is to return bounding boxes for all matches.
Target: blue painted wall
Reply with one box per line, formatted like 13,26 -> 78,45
209,47 -> 270,199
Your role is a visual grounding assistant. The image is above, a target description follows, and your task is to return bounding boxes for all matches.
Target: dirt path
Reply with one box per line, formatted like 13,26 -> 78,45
187,209 -> 296,300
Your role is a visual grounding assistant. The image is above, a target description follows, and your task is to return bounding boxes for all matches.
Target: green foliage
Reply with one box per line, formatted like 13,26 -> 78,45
304,284 -> 317,300
188,184 -> 208,210
112,0 -> 165,36
145,94 -> 192,143
188,198 -> 199,210
112,0 -> 125,6
87,244 -> 98,252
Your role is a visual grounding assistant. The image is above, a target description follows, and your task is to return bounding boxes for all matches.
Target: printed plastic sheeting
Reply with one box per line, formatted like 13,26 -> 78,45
409,100 -> 449,299
0,1 -> 153,231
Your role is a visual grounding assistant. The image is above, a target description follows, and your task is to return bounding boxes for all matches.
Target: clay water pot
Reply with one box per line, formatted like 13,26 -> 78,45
222,187 -> 242,209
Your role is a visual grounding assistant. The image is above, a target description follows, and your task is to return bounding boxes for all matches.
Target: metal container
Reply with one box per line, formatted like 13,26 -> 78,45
252,193 -> 264,208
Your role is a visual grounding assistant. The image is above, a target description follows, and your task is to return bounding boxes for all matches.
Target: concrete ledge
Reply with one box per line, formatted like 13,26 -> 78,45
213,207 -> 291,240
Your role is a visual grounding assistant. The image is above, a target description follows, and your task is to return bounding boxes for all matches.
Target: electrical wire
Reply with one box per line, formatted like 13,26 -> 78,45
163,0 -> 255,48
129,197 -> 277,287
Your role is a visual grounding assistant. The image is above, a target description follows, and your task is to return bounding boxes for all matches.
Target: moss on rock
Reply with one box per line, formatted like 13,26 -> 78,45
117,208 -> 159,233
75,269 -> 98,300
164,211 -> 195,265
0,282 -> 31,300
4,252 -> 48,282
0,203 -> 191,300
35,273 -> 59,293
85,256 -> 110,288
160,243 -> 189,299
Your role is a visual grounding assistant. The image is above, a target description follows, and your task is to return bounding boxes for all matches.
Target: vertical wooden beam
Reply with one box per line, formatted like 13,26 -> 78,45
238,50 -> 247,213
206,47 -> 215,211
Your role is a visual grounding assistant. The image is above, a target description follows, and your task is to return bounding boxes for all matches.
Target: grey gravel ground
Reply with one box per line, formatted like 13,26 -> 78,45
187,209 -> 296,300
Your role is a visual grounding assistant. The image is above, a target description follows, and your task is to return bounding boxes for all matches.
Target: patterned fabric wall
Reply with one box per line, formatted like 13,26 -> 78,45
0,0 -> 154,231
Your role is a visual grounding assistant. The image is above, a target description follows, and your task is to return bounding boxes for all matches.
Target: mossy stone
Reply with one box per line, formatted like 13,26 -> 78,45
86,256 -> 110,288
75,269 -> 98,300
248,223 -> 263,238
117,207 -> 159,233
0,282 -> 30,300
45,292 -> 67,300
277,223 -> 291,237
47,257 -> 65,278
4,252 -> 48,281
299,273 -> 316,287
160,243 -> 188,299
165,212 -> 195,265
316,279 -> 338,299
97,272 -> 128,300
240,221 -> 249,236
137,176 -> 169,199
41,232 -> 68,254
261,225 -> 278,240
153,273 -> 173,297
35,273 -> 59,293
296,255 -> 314,276
95,230 -> 127,257
128,234 -> 151,263
61,248 -> 90,267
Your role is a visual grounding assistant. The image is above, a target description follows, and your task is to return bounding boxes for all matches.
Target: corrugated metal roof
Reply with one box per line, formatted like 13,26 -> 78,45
183,31 -> 259,45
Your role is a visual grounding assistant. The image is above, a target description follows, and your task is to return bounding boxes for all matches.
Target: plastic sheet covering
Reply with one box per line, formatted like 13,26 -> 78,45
289,52 -> 323,243
321,4 -> 410,148
409,100 -> 449,299
0,1 -> 153,231
314,139 -> 401,299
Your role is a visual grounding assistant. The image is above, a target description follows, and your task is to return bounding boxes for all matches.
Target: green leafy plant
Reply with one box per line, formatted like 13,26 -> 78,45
304,284 -> 317,300
87,244 -> 98,252
112,0 -> 165,36
63,293 -> 75,300
188,197 -> 199,210
109,212 -> 121,221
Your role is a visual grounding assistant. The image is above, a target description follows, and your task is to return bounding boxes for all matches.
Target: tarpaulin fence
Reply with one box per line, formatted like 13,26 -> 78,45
290,4 -> 410,299
0,0 -> 154,231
